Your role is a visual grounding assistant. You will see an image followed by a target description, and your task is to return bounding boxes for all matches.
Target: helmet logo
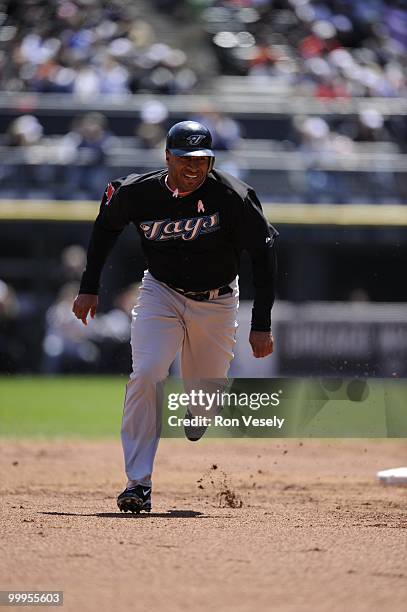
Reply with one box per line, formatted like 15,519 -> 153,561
186,134 -> 206,145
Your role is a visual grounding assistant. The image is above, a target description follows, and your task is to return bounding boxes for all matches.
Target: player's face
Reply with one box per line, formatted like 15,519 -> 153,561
166,151 -> 210,193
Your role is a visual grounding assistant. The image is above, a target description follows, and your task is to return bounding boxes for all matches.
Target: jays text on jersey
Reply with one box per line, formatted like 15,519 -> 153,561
79,169 -> 278,331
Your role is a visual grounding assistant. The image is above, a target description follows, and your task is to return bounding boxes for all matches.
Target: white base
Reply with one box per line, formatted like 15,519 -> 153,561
377,467 -> 407,486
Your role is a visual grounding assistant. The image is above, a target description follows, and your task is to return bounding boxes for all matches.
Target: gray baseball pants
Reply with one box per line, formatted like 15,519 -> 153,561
121,271 -> 239,488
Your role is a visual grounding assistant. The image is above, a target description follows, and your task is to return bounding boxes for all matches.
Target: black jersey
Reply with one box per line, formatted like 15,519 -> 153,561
79,169 -> 278,331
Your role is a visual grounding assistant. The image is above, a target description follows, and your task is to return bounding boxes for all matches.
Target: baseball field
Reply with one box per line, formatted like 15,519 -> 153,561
0,377 -> 406,612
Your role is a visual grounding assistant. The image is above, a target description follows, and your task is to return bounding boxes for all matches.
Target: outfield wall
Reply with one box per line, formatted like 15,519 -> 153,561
230,301 -> 407,378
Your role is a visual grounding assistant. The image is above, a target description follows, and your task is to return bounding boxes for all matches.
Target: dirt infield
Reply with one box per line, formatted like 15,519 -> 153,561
1,439 -> 406,612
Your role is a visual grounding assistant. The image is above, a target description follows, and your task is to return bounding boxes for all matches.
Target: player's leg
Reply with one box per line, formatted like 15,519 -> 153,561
181,287 -> 239,379
121,273 -> 184,491
180,284 -> 239,438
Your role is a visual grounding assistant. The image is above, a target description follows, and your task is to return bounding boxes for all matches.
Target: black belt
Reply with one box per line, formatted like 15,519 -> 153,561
167,284 -> 233,302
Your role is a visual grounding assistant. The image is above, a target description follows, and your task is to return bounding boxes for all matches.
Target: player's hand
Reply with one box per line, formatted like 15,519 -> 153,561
249,330 -> 274,358
72,294 -> 98,326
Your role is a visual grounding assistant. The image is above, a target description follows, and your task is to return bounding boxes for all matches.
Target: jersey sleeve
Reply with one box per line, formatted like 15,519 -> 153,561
79,180 -> 131,295
233,189 -> 279,331
249,243 -> 278,331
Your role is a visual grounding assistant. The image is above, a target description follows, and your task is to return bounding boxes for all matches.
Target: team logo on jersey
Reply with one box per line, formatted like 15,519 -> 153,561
139,212 -> 219,242
105,182 -> 115,205
197,200 -> 205,213
186,134 -> 206,146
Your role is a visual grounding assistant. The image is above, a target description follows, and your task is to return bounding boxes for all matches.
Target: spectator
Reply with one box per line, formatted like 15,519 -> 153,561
95,283 -> 140,372
1,115 -> 47,197
42,282 -> 100,374
57,112 -> 114,199
354,109 -> 390,143
191,107 -> 244,178
61,245 -> 87,283
4,115 -> 43,147
295,115 -> 352,203
191,107 -> 242,152
0,279 -> 22,372
135,100 -> 168,149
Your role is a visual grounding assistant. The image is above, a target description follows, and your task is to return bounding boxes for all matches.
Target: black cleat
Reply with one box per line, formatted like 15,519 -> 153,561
117,485 -> 152,513
184,410 -> 209,442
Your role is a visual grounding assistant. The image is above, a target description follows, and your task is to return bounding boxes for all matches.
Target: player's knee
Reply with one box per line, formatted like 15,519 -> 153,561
130,363 -> 167,385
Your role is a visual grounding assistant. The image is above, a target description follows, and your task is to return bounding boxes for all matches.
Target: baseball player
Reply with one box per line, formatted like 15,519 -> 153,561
72,120 -> 278,513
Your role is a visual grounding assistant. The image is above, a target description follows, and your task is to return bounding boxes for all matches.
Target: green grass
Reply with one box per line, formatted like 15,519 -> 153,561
0,376 -> 126,437
1,376 -> 406,439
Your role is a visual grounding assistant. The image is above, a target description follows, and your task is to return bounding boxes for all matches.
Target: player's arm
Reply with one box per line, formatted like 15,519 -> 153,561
248,244 -> 277,357
72,181 -> 130,325
235,189 -> 278,357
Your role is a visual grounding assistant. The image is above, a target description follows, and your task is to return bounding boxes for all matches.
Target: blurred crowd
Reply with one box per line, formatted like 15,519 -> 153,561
0,1 -> 405,98
0,1 -> 405,375
0,244 -> 137,374
204,0 -> 406,98
0,1 -> 404,202
1,0 -> 198,95
0,103 -> 404,203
